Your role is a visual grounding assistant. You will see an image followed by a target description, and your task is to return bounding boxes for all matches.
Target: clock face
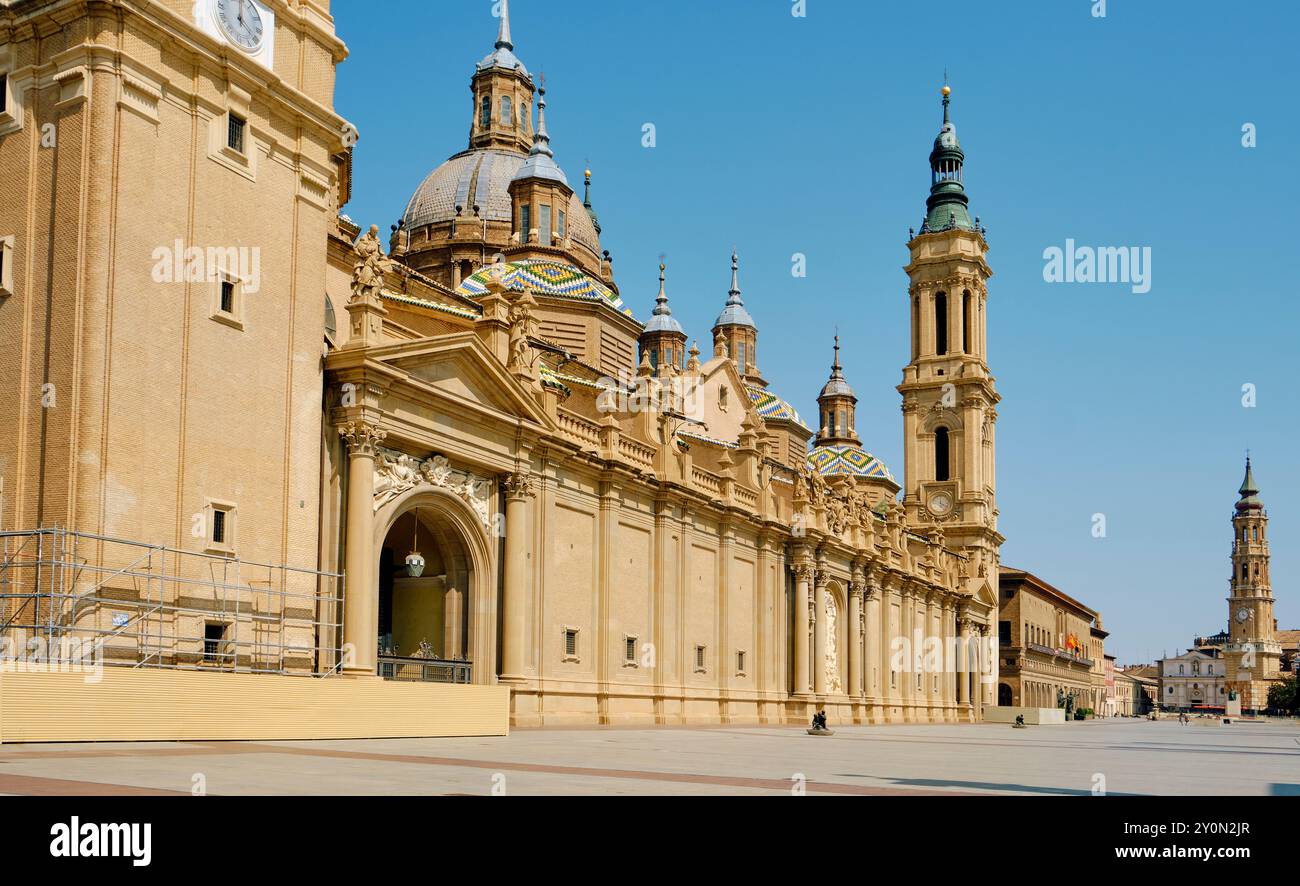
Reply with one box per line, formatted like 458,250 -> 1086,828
215,0 -> 265,53
1236,608 -> 1250,624
929,493 -> 953,516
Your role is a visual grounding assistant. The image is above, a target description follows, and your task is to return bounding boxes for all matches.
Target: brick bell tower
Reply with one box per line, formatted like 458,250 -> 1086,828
1224,457 -> 1282,712
898,84 -> 1003,578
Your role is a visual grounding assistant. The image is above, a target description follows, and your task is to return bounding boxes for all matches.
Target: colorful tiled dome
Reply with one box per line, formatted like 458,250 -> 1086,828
456,259 -> 626,313
807,444 -> 895,481
748,386 -> 808,430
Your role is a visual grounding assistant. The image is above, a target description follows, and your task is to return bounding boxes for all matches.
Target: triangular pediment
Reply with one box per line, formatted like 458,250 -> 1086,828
371,332 -> 554,430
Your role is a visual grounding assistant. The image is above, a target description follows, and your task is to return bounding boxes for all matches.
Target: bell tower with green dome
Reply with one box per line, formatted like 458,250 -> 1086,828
1224,457 -> 1282,713
898,85 -> 1003,580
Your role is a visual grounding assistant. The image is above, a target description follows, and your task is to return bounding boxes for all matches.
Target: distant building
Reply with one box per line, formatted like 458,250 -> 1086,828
997,568 -> 1105,713
1114,667 -> 1156,716
1157,649 -> 1227,711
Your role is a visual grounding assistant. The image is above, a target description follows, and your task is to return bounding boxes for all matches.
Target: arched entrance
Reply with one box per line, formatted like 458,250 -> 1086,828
373,487 -> 497,685
998,683 -> 1013,707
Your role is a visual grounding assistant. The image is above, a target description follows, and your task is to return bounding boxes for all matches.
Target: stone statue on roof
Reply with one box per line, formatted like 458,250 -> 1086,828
351,224 -> 393,303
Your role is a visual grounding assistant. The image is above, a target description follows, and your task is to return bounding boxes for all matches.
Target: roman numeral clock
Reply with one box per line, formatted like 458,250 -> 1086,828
194,0 -> 276,70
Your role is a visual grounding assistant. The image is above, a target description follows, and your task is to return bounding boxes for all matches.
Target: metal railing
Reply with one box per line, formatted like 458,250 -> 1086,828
0,528 -> 344,677
377,655 -> 472,684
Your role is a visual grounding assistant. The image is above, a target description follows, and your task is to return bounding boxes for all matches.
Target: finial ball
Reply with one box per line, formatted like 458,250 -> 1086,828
941,85 -> 951,97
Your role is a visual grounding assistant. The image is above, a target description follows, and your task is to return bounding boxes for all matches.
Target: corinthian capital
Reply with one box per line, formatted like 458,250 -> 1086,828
505,472 -> 536,501
339,421 -> 387,457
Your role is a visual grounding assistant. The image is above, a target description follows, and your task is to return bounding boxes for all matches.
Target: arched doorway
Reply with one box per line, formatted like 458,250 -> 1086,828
373,487 -> 497,685
998,683 -> 1013,707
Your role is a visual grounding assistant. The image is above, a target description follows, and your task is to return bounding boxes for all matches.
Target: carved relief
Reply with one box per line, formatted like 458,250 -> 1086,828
824,593 -> 843,695
373,447 -> 493,528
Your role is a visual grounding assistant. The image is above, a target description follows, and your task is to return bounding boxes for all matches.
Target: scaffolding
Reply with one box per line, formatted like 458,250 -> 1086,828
0,528 -> 344,677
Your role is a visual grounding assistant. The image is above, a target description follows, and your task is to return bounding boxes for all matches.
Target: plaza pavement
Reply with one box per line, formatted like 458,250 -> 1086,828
0,718 -> 1296,796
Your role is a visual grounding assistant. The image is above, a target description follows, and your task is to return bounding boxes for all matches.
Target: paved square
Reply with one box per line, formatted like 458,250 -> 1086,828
0,719 -> 1296,796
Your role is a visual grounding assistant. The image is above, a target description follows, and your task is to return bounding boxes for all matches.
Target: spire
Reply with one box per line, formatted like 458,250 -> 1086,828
715,248 -> 754,329
583,166 -> 602,234
819,334 -> 856,400
496,0 -> 513,50
512,78 -> 568,185
1237,456 -> 1263,511
533,79 -> 552,158
920,81 -> 976,235
643,261 -> 684,335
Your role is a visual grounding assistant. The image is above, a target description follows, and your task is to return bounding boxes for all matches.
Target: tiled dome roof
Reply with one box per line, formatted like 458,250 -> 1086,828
748,386 -> 808,430
402,150 -> 600,255
456,259 -> 625,313
807,444 -> 895,481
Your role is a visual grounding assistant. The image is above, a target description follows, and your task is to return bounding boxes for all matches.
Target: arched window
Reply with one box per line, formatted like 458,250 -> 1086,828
737,342 -> 747,373
934,426 -> 951,482
962,290 -> 972,353
827,410 -> 836,436
480,96 -> 491,128
501,95 -> 513,125
935,292 -> 948,355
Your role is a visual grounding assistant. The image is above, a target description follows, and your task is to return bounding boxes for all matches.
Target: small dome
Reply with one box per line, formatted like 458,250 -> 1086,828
819,376 -> 856,399
477,45 -> 529,78
456,259 -> 625,313
934,121 -> 961,152
644,266 -> 684,335
808,444 -> 895,481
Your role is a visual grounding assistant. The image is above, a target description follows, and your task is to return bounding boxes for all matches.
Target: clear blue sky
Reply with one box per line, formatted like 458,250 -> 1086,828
334,0 -> 1298,664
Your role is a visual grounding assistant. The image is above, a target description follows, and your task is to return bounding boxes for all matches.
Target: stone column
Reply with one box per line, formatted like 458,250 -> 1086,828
793,563 -> 813,696
940,599 -> 955,716
813,569 -> 828,696
501,472 -> 535,682
340,421 -> 386,676
957,612 -> 971,706
924,591 -> 937,718
900,584 -> 914,719
847,579 -> 863,698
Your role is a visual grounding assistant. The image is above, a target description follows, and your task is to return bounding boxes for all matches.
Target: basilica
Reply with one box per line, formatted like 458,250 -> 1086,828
0,0 -> 1006,736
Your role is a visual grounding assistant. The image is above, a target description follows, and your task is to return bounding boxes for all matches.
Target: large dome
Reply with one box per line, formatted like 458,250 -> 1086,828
402,149 -> 600,255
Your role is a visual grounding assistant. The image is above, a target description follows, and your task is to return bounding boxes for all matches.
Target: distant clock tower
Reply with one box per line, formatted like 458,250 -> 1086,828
1223,458 -> 1282,712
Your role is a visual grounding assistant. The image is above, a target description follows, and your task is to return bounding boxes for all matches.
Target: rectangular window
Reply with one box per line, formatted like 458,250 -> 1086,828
500,95 -> 513,125
0,74 -> 6,114
695,645 -> 706,671
220,279 -> 235,314
539,204 -> 552,246
999,620 -> 1011,645
206,501 -> 235,553
203,623 -> 226,664
521,205 -> 531,242
557,209 -> 566,239
564,629 -> 578,658
227,113 -> 246,153
625,636 -> 637,663
737,342 -> 746,373
480,96 -> 491,128
0,235 -> 13,297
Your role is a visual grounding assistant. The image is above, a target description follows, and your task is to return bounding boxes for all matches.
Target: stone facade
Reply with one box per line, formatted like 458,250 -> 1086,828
0,1 -> 1009,729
